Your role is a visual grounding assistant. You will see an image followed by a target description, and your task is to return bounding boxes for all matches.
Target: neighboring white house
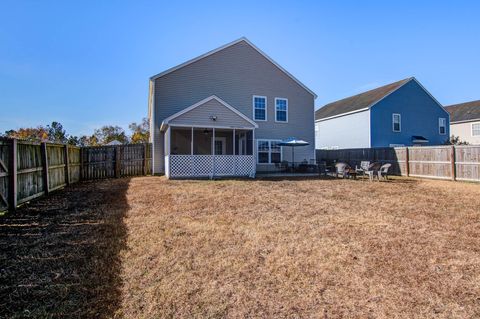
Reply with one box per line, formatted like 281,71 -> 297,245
445,100 -> 480,145
315,78 -> 450,149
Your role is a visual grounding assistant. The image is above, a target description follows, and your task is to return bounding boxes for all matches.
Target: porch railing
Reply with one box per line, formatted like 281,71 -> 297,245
166,155 -> 255,178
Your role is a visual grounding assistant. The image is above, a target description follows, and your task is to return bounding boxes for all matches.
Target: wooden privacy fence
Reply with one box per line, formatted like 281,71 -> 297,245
0,138 -> 152,212
317,145 -> 480,182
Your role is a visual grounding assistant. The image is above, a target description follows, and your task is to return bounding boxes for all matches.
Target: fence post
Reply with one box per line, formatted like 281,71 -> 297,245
8,138 -> 17,211
143,144 -> 147,176
451,145 -> 456,181
79,148 -> 84,181
64,144 -> 70,185
405,147 -> 409,177
41,142 -> 49,195
115,146 -> 121,178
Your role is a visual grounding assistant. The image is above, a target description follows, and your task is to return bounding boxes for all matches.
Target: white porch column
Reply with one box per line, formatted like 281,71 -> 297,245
190,127 -> 194,155
233,128 -> 236,175
252,129 -> 256,177
233,129 -> 236,156
212,128 -> 215,179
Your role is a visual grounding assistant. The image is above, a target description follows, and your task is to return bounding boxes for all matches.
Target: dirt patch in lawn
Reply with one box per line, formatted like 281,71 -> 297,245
1,176 -> 480,318
0,179 -> 130,318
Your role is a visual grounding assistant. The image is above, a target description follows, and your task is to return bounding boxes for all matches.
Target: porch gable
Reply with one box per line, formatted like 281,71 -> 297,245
161,95 -> 258,131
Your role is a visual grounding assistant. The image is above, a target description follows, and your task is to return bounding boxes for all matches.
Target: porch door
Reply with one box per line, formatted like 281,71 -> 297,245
238,134 -> 246,155
214,137 -> 226,155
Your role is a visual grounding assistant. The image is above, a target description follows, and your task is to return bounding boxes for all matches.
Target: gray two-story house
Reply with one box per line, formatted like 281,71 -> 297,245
148,37 -> 317,178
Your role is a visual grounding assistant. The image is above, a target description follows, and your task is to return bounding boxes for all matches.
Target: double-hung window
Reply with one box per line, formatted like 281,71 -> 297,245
439,118 -> 447,135
275,98 -> 288,122
392,113 -> 401,132
253,96 -> 267,121
257,140 -> 282,164
472,123 -> 480,136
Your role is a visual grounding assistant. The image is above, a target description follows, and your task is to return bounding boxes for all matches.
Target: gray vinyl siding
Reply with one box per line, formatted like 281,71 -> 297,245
169,98 -> 254,128
153,40 -> 315,173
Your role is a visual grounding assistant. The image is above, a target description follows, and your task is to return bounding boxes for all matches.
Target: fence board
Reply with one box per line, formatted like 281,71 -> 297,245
0,140 -> 151,212
0,139 -> 10,211
455,145 -> 480,181
17,141 -> 44,204
317,145 -> 480,181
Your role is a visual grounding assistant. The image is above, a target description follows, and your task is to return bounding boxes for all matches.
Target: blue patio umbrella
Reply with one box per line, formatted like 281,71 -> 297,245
278,138 -> 309,164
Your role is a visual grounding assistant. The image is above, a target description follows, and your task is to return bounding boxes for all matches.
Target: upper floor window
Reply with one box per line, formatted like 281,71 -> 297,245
275,98 -> 288,122
472,123 -> 480,136
253,96 -> 267,121
439,118 -> 447,135
392,113 -> 401,132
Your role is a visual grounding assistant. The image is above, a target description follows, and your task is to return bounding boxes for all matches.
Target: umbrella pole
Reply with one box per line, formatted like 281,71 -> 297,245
292,147 -> 294,172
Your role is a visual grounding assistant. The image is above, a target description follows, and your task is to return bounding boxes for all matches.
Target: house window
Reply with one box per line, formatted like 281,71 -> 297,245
275,98 -> 288,122
253,96 -> 267,121
392,113 -> 401,132
270,141 -> 282,163
473,123 -> 480,136
439,118 -> 447,135
257,140 -> 282,164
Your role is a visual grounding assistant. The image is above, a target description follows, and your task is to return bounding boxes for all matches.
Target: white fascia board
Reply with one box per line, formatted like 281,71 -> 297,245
315,107 -> 370,122
160,95 -> 258,131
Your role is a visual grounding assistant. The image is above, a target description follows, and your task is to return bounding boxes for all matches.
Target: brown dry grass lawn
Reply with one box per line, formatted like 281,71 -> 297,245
1,176 -> 480,318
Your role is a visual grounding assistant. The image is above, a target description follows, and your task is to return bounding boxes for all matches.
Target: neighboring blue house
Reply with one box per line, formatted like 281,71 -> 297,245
315,77 -> 450,149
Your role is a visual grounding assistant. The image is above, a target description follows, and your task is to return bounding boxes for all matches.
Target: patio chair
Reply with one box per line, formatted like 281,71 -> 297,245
365,162 -> 382,181
335,162 -> 351,178
355,161 -> 371,178
378,163 -> 392,181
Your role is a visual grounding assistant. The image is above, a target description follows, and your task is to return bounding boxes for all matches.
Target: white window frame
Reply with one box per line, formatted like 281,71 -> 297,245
275,97 -> 288,123
472,122 -> 480,137
392,113 -> 401,132
253,95 -> 267,122
256,139 -> 283,164
438,118 -> 447,135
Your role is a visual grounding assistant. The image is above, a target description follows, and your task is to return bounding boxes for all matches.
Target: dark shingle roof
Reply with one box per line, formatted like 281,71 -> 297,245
315,77 -> 413,121
444,100 -> 480,123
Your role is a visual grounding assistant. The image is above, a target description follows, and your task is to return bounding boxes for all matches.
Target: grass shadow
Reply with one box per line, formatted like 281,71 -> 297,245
0,178 -> 130,318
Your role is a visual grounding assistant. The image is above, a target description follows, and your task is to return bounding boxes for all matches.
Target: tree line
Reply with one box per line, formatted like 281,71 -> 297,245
2,118 -> 149,146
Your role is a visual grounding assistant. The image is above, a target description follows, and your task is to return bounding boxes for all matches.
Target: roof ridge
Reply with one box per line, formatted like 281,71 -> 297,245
322,77 -> 413,108
315,77 -> 414,121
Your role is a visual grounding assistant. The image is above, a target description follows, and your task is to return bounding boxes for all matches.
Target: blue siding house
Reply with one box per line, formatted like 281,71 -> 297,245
315,77 -> 450,149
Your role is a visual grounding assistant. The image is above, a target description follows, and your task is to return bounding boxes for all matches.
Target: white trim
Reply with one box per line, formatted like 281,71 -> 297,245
160,95 -> 258,131
315,107 -> 370,122
275,97 -> 288,123
410,77 -> 450,118
149,80 -> 156,173
149,37 -> 317,98
472,122 -> 480,137
169,123 -> 255,130
450,118 -> 480,124
256,139 -> 283,164
253,95 -> 267,122
439,117 -> 447,135
392,113 -> 401,132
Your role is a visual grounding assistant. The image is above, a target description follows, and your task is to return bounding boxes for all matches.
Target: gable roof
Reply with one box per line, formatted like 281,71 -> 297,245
149,37 -> 317,99
445,100 -> 480,123
160,95 -> 258,131
315,78 -> 413,121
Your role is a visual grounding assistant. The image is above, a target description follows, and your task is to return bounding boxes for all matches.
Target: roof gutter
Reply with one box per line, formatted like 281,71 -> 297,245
450,118 -> 480,124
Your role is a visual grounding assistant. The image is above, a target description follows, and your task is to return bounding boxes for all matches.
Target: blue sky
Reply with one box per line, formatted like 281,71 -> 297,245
1,1 -> 479,136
